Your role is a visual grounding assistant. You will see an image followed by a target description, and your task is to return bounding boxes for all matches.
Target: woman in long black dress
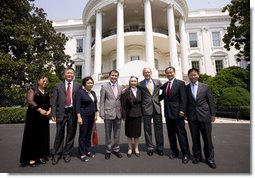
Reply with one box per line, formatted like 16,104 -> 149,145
121,76 -> 142,157
20,76 -> 51,167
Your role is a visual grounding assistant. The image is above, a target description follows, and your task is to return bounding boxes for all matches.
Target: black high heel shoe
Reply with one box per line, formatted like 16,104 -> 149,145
28,160 -> 37,167
135,152 -> 140,157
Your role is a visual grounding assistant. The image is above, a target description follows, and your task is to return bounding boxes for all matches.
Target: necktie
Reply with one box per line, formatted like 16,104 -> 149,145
191,83 -> 197,100
66,82 -> 71,106
112,84 -> 118,98
166,81 -> 171,96
147,81 -> 153,95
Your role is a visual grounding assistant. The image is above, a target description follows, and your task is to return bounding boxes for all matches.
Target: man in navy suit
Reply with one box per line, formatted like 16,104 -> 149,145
186,68 -> 216,168
51,68 -> 82,165
160,66 -> 190,164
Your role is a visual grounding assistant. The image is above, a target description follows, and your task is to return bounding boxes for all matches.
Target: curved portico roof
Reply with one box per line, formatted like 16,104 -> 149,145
82,0 -> 189,25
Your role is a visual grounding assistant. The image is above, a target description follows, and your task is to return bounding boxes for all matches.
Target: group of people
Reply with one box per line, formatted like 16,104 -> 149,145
19,66 -> 216,169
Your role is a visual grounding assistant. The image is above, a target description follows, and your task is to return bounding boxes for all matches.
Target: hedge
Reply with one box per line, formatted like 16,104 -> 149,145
216,106 -> 250,120
0,107 -> 27,124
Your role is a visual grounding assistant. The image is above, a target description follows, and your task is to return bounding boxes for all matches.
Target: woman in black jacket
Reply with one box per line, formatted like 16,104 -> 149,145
121,76 -> 142,157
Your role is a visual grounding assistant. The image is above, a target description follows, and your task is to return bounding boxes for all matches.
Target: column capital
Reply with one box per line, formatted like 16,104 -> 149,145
114,0 -> 124,4
95,8 -> 102,14
143,0 -> 153,3
167,3 -> 174,9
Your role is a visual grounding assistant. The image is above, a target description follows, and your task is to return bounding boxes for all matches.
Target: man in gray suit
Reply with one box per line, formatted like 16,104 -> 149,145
51,68 -> 82,165
186,68 -> 216,169
139,67 -> 164,156
100,69 -> 123,160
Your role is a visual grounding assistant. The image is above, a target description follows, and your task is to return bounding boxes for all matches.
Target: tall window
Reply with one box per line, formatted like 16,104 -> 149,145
191,61 -> 200,70
76,39 -> 83,53
113,59 -> 116,69
215,60 -> 223,73
154,59 -> 159,70
131,56 -> 140,61
189,32 -> 198,48
212,32 -> 221,47
75,65 -> 82,79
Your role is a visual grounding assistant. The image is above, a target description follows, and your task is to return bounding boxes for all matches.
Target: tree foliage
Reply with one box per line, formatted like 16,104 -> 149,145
222,0 -> 250,61
0,0 -> 73,106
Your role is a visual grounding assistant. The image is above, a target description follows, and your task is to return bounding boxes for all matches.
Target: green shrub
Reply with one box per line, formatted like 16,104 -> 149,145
218,87 -> 250,106
0,107 -> 27,124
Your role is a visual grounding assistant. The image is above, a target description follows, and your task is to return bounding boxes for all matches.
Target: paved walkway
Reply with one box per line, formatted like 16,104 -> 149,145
0,118 -> 250,174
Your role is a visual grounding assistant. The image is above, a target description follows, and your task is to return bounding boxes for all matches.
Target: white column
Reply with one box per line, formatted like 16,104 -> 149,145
85,23 -> 92,76
116,0 -> 125,69
167,4 -> 178,70
94,9 -> 102,78
179,16 -> 189,75
144,0 -> 155,67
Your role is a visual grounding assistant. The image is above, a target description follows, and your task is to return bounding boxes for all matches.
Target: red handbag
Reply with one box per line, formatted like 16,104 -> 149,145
92,121 -> 98,146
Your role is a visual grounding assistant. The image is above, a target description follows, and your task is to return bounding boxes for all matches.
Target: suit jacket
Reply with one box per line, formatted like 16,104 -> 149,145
75,89 -> 98,117
99,82 -> 123,120
139,78 -> 162,115
51,81 -> 82,121
186,82 -> 216,122
121,87 -> 142,119
160,79 -> 187,119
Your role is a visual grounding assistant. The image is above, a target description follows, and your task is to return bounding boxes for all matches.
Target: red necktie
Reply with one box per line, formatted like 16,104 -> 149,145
66,82 -> 71,106
166,81 -> 171,96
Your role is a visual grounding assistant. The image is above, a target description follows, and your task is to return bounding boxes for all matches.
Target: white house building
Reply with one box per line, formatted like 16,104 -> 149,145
53,0 -> 241,84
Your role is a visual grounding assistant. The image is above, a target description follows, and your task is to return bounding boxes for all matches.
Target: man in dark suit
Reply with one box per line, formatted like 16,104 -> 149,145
186,68 -> 216,169
139,67 -> 164,156
100,69 -> 123,160
51,68 -> 82,165
160,66 -> 190,164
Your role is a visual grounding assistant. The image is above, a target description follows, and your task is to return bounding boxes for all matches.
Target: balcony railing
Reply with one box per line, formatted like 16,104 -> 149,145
91,25 -> 180,47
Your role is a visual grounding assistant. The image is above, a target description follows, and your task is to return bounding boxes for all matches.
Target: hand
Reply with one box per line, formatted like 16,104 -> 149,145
211,116 -> 216,122
51,117 -> 56,122
45,111 -> 51,117
77,117 -> 83,125
39,109 -> 47,116
179,111 -> 185,118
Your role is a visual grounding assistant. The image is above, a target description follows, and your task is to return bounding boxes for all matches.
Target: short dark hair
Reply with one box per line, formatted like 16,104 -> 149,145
109,69 -> 119,76
82,76 -> 94,86
165,66 -> 175,73
188,68 -> 200,75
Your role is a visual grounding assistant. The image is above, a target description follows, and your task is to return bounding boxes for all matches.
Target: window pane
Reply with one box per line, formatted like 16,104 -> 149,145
75,65 -> 82,79
131,56 -> 140,61
212,32 -> 220,47
215,60 -> 223,73
76,39 -> 83,53
189,33 -> 198,47
191,61 -> 200,70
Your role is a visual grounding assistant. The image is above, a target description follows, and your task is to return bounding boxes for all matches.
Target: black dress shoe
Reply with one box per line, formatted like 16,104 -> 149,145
52,157 -> 60,165
63,155 -> 71,163
169,153 -> 178,159
113,151 -> 123,158
105,153 -> 111,160
147,150 -> 153,156
207,159 -> 216,169
39,158 -> 47,164
156,150 -> 164,156
182,156 -> 189,164
86,152 -> 95,158
192,158 -> 202,164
